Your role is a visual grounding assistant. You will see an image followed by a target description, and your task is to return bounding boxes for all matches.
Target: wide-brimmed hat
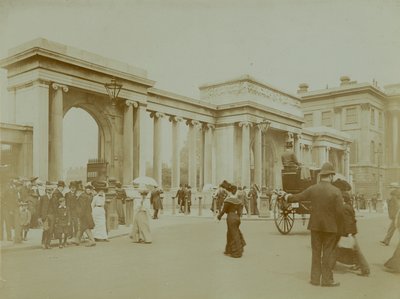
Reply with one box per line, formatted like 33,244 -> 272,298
69,181 -> 78,189
332,178 -> 351,191
320,162 -> 335,176
389,182 -> 400,188
84,182 -> 94,190
92,180 -> 108,192
224,195 -> 242,205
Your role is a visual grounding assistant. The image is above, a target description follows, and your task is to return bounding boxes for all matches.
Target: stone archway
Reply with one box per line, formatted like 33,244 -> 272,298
62,90 -> 121,181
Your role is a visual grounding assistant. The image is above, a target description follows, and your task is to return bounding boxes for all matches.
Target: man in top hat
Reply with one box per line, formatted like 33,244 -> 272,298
281,141 -> 300,169
39,184 -> 54,249
380,182 -> 400,246
65,181 -> 79,242
281,162 -> 344,287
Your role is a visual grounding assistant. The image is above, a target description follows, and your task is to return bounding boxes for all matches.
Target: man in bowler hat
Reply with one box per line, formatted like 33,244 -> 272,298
281,162 -> 344,287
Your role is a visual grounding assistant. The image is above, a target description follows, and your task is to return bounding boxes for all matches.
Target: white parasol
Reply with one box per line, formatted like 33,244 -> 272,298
132,176 -> 158,194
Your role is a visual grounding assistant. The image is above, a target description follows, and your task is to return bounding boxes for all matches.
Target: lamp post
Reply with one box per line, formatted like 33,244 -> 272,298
104,77 -> 122,106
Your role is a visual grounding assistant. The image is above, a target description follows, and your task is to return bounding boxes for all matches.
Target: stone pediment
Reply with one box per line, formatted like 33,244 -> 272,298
199,75 -> 303,117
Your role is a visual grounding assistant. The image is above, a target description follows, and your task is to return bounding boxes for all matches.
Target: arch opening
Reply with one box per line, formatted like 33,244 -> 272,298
63,107 -> 99,182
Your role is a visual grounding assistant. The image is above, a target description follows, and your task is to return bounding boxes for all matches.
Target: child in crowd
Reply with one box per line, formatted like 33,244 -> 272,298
55,197 -> 70,248
19,202 -> 31,241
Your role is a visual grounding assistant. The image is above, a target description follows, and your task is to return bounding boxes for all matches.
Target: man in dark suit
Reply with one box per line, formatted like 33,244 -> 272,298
65,181 -> 79,241
283,162 -> 344,287
39,185 -> 54,249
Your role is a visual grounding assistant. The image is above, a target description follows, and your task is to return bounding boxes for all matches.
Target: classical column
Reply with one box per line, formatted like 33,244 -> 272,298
254,124 -> 262,188
344,145 -> 350,180
123,100 -> 138,184
133,104 -> 147,178
49,83 -> 68,181
239,122 -> 252,188
170,116 -> 183,189
187,120 -> 201,190
392,111 -> 399,165
360,103 -> 371,163
203,124 -> 215,185
151,112 -> 165,187
294,133 -> 302,161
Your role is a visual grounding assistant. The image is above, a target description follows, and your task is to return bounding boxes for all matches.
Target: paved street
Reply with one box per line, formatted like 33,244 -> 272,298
0,213 -> 399,299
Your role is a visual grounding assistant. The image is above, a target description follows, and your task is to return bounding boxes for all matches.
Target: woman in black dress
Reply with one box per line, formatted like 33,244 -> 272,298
217,181 -> 246,258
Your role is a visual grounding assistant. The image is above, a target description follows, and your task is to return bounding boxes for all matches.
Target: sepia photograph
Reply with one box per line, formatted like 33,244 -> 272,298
0,0 -> 399,298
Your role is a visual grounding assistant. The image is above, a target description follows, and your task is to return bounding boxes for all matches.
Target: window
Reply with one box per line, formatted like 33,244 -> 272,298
345,107 -> 357,124
321,111 -> 332,127
304,113 -> 313,127
371,108 -> 375,125
378,112 -> 383,128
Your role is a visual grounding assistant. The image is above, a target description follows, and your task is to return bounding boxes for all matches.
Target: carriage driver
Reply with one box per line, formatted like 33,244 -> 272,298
281,141 -> 300,169
279,162 -> 344,287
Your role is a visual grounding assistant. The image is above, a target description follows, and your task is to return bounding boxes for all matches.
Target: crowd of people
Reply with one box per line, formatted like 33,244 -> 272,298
0,178 -> 125,248
1,166 -> 399,286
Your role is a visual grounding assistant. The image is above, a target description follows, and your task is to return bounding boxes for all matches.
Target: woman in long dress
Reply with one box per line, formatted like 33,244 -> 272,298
91,187 -> 108,241
130,191 -> 152,244
217,181 -> 246,258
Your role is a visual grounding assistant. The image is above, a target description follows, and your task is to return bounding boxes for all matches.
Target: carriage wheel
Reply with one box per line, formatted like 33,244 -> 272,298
273,198 -> 295,234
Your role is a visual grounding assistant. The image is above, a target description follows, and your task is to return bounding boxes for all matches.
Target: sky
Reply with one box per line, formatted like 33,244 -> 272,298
1,0 -> 400,171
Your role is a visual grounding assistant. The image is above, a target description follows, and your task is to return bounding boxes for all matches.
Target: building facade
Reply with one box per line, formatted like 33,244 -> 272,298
0,39 -> 353,191
298,76 -> 400,199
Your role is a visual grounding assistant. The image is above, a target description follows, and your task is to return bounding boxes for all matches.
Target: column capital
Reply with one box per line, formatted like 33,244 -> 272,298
204,123 -> 215,130
186,119 -> 202,129
51,82 -> 69,93
326,146 -> 331,152
169,115 -> 184,123
125,100 -> 138,108
150,111 -> 165,119
361,103 -> 370,111
238,121 -> 253,128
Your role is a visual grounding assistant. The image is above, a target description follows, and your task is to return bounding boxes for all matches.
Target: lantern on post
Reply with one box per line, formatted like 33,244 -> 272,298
104,77 -> 122,106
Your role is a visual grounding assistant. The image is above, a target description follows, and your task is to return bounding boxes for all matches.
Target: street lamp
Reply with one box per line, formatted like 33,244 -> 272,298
104,77 -> 122,106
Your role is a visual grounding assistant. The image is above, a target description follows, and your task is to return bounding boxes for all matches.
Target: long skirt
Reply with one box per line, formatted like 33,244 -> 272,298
384,240 -> 400,272
92,207 -> 108,240
225,212 -> 246,257
116,200 -> 126,224
131,210 -> 152,243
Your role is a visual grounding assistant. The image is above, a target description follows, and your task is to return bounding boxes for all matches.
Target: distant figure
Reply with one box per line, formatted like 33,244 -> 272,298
384,208 -> 400,273
150,187 -> 163,219
54,197 -> 70,248
248,185 -> 259,215
19,202 -> 31,241
236,187 -> 248,215
381,183 -> 400,246
281,141 -> 300,169
115,182 -> 127,225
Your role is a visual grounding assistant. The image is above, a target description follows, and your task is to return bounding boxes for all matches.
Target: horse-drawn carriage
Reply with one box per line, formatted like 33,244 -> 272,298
273,167 -> 320,234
